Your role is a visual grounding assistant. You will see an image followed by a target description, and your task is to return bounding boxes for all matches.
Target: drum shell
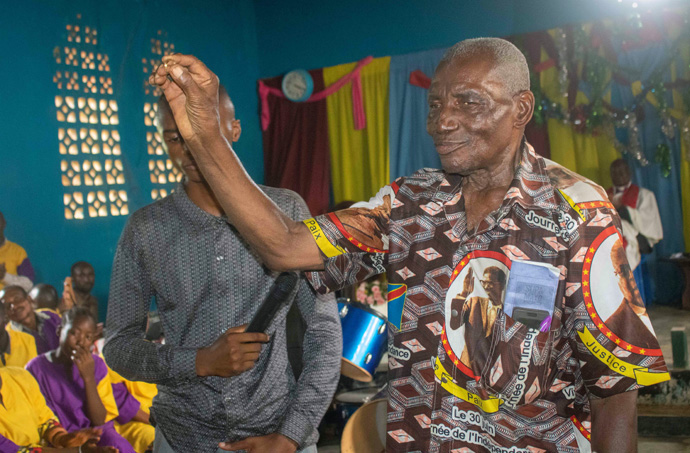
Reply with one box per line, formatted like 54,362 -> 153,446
339,300 -> 387,382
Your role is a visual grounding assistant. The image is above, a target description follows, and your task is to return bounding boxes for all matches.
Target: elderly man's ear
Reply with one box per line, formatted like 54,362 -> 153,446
514,91 -> 535,129
230,119 -> 241,143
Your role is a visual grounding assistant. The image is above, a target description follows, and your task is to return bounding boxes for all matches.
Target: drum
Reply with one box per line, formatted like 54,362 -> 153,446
333,386 -> 382,435
341,398 -> 388,453
338,298 -> 388,382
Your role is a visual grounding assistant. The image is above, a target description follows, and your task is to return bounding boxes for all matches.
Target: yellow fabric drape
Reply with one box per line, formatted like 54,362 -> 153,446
681,140 -> 690,252
539,32 -> 620,188
324,57 -> 390,204
546,119 -> 621,187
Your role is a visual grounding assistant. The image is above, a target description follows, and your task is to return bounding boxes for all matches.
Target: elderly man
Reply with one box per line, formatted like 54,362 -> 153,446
1,285 -> 61,354
0,295 -> 37,367
151,38 -> 669,452
104,86 -> 341,453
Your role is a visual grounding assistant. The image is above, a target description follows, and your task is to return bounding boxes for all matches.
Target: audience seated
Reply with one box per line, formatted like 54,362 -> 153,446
0,366 -> 117,452
0,211 -> 34,293
62,262 -> 98,321
108,367 -> 156,453
0,300 -> 37,368
1,286 -> 60,354
26,307 -> 134,453
30,284 -> 61,316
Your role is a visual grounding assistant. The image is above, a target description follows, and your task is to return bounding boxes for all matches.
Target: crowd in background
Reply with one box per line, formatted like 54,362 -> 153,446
1,209 -> 157,453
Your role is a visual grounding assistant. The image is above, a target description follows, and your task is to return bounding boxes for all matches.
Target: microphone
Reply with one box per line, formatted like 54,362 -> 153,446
245,272 -> 299,333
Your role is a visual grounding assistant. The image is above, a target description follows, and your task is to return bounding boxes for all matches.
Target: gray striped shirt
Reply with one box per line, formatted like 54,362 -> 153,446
104,184 -> 341,452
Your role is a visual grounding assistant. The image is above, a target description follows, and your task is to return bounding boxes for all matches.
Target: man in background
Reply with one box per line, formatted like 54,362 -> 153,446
0,211 -> 35,292
104,86 -> 341,453
30,283 -> 61,315
608,158 -> 663,304
0,296 -> 37,367
62,261 -> 99,320
1,285 -> 61,354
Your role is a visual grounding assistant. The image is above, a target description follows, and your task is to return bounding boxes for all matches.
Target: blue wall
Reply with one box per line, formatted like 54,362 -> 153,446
2,0 -> 686,319
0,0 -> 261,320
254,0 -> 686,78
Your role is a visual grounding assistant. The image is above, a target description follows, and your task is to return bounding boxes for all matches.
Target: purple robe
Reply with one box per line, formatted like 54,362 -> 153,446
26,353 -> 135,453
11,311 -> 61,354
112,382 -> 141,424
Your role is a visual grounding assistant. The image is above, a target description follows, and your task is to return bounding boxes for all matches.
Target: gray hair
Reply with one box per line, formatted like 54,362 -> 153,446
440,38 -> 530,95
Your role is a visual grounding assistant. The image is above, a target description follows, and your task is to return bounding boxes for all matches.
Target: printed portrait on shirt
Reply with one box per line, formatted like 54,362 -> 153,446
546,162 -> 608,203
444,252 -> 510,374
585,228 -> 658,350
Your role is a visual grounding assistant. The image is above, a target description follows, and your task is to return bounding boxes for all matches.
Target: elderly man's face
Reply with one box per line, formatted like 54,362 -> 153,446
427,56 -> 520,174
1,288 -> 33,325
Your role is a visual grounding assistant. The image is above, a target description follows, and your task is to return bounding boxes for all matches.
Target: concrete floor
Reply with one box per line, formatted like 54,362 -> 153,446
647,305 -> 690,369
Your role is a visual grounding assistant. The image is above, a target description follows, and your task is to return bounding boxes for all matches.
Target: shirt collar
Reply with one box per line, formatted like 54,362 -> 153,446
172,183 -> 228,231
440,140 -> 560,239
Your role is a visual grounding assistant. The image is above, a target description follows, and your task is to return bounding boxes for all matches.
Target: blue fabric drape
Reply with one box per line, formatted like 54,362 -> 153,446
610,41 -> 686,304
388,48 -> 446,181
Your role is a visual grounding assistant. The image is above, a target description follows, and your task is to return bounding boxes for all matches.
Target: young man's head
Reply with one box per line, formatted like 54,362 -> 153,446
156,85 -> 241,184
71,261 -> 95,294
0,285 -> 34,327
29,284 -> 60,311
59,306 -> 97,355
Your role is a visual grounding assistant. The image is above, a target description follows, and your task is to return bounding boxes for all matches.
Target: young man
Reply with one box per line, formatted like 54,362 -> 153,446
62,261 -> 99,320
104,87 -> 341,453
150,38 -> 669,452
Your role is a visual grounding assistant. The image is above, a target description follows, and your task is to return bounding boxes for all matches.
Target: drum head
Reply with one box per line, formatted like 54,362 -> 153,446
341,398 -> 387,453
341,357 -> 373,382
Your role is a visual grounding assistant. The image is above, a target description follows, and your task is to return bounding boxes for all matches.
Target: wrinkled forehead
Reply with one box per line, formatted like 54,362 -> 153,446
432,54 -> 506,91
0,288 -> 26,304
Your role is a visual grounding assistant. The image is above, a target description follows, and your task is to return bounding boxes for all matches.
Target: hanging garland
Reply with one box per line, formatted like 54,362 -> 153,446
527,8 -> 690,168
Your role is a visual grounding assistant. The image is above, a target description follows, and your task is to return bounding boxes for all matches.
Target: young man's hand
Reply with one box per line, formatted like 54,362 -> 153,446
195,325 -> 269,377
218,433 -> 298,452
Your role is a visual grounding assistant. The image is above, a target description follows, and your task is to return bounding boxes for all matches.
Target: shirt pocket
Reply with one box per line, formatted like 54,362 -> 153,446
479,309 -> 556,408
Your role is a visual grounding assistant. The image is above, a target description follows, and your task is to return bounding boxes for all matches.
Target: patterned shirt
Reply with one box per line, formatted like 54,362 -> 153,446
306,143 -> 669,452
104,184 -> 342,453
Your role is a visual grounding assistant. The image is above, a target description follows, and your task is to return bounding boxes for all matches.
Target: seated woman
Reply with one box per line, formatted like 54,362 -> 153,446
0,366 -> 116,453
26,307 -> 134,453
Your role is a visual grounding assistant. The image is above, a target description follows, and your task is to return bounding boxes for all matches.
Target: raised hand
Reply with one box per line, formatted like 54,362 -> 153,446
460,268 -> 475,298
149,54 -> 222,149
218,433 -> 298,453
195,325 -> 269,377
72,344 -> 96,381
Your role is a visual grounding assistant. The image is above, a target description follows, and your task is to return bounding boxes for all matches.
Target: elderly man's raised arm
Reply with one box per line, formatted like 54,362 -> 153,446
149,54 -> 321,272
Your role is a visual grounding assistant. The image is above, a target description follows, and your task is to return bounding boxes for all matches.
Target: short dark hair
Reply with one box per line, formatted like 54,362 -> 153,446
71,261 -> 94,275
62,306 -> 97,327
0,285 -> 28,301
